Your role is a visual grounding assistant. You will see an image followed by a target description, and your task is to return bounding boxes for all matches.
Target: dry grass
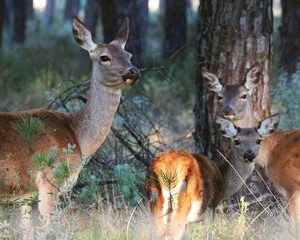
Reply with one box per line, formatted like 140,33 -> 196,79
0,198 -> 297,240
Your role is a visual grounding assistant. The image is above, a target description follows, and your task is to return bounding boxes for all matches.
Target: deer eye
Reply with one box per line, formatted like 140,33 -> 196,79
234,140 -> 241,145
100,55 -> 110,62
240,94 -> 247,99
256,139 -> 262,145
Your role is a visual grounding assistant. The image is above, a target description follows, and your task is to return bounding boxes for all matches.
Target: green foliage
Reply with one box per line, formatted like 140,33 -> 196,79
78,170 -> 100,204
53,162 -> 72,187
114,164 -> 140,206
20,192 -> 39,208
272,67 -> 300,130
31,146 -> 58,170
12,116 -> 44,148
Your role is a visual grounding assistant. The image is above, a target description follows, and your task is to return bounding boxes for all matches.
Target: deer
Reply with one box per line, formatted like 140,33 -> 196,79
255,129 -> 300,230
145,114 -> 279,239
0,16 -> 140,239
201,65 -> 261,128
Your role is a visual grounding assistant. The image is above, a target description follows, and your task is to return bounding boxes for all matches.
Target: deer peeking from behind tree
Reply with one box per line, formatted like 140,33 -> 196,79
0,16 -> 140,239
145,114 -> 279,240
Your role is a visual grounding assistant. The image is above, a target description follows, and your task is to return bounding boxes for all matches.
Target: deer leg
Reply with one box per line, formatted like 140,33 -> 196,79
20,204 -> 33,240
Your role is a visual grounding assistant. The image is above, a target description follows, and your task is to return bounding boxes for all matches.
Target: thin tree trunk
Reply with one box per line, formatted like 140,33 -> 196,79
99,0 -> 117,43
163,0 -> 187,58
194,0 -> 272,201
64,0 -> 81,21
26,0 -> 34,20
43,0 -> 55,26
279,0 -> 300,74
12,0 -> 27,44
115,0 -> 148,66
0,0 -> 5,47
84,0 -> 99,39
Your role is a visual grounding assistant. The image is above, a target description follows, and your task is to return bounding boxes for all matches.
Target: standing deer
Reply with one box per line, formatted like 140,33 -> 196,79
0,16 -> 140,239
201,66 -> 260,128
145,114 -> 279,239
255,129 -> 300,229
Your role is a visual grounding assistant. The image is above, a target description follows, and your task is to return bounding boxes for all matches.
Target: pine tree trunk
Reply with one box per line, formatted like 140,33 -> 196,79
43,0 -> 55,26
163,0 -> 187,58
12,0 -> 27,43
0,0 -> 5,47
279,0 -> 300,74
115,0 -> 148,66
84,0 -> 100,39
99,0 -> 117,43
64,0 -> 81,21
194,0 -> 272,201
26,0 -> 34,20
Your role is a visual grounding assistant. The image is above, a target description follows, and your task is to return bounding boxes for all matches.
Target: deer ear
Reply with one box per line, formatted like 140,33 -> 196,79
110,18 -> 129,49
244,65 -> 260,93
72,16 -> 97,52
216,116 -> 238,138
257,113 -> 280,136
201,68 -> 223,93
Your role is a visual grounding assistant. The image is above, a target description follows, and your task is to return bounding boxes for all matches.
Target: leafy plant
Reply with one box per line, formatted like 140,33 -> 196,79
114,164 -> 140,206
53,162 -> 72,187
31,146 -> 58,170
12,116 -> 44,148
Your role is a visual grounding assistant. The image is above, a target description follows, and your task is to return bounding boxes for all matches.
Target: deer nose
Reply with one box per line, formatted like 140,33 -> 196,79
243,150 -> 256,162
223,106 -> 234,115
122,67 -> 141,83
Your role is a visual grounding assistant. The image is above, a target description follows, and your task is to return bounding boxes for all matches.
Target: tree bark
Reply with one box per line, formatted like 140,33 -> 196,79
43,0 -> 55,26
115,0 -> 148,66
0,0 -> 5,47
194,0 -> 272,201
12,0 -> 27,44
26,0 -> 34,20
163,0 -> 187,58
64,0 -> 81,21
84,0 -> 100,39
279,0 -> 300,74
99,0 -> 117,43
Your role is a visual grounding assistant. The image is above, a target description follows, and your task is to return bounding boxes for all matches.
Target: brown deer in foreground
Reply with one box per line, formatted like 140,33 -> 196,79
0,16 -> 140,239
255,130 -> 300,230
145,114 -> 279,239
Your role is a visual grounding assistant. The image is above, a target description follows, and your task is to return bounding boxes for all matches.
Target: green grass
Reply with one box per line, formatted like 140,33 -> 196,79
12,116 -> 44,148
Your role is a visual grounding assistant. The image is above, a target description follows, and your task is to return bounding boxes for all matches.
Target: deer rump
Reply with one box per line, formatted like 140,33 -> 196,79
145,150 -> 223,237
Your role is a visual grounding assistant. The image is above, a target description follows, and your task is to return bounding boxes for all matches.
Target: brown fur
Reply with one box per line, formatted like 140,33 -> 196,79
256,130 -> 300,228
145,150 -> 222,239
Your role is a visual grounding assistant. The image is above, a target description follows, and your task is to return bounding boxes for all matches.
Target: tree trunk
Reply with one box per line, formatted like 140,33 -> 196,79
115,0 -> 148,66
194,0 -> 272,201
64,0 -> 81,21
84,0 -> 100,39
43,0 -> 55,26
26,0 -> 34,20
279,0 -> 300,74
163,0 -> 187,58
12,0 -> 27,44
99,0 -> 117,43
4,0 -> 12,28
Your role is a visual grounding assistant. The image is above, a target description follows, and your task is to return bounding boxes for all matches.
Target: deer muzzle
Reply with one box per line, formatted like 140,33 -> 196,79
122,67 -> 141,84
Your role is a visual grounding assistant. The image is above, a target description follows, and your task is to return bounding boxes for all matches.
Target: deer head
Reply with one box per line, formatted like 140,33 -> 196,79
72,16 -> 141,90
202,66 -> 260,121
216,114 -> 280,163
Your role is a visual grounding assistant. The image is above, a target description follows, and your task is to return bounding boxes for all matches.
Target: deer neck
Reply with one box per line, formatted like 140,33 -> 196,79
221,149 -> 255,199
233,100 -> 259,128
73,64 -> 121,157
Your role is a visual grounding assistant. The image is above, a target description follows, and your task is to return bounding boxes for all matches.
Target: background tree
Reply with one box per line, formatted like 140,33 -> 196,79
64,0 -> 81,21
279,0 -> 300,75
26,0 -> 34,20
99,0 -> 117,43
0,0 -> 5,47
163,0 -> 187,58
194,0 -> 272,199
84,0 -> 100,39
115,0 -> 148,65
12,0 -> 27,43
43,0 -> 55,26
